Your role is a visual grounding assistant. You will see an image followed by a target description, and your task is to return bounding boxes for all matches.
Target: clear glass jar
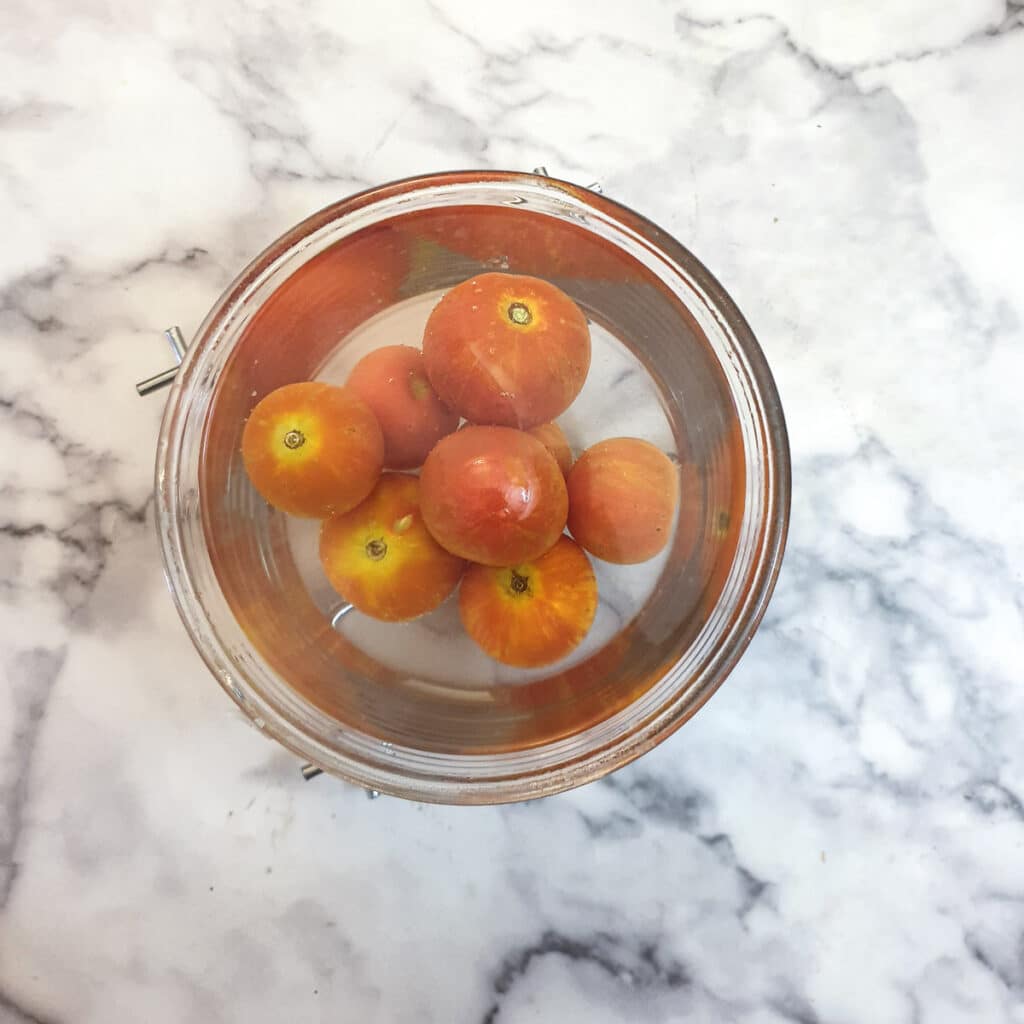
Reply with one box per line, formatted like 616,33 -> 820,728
155,170 -> 790,803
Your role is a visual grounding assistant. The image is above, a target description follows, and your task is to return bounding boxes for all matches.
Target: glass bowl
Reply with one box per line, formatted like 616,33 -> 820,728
155,170 -> 790,804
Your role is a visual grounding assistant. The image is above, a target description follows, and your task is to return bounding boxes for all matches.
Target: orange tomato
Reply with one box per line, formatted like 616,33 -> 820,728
459,536 -> 598,668
419,426 -> 568,566
241,382 -> 383,518
422,273 -> 591,429
527,422 -> 573,477
567,437 -> 680,564
346,344 -> 459,469
319,473 -> 465,621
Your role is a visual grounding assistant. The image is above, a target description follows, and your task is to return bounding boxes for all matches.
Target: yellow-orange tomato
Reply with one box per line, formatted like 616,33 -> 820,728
241,382 -> 384,518
346,345 -> 459,469
422,273 -> 591,429
319,473 -> 465,621
459,536 -> 598,668
566,437 -> 679,564
527,422 -> 573,477
420,426 -> 568,567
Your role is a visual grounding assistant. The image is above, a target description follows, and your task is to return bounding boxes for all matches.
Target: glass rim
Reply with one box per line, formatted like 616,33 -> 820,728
155,169 -> 791,804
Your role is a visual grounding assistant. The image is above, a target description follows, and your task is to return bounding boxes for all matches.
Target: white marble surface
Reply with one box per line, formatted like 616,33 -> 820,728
2,0 -> 1023,1021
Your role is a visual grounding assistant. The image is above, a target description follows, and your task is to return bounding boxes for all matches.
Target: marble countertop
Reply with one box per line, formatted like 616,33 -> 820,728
2,1 -> 1023,1021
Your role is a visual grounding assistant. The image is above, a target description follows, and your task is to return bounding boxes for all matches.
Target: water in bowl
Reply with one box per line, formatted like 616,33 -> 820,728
200,206 -> 744,753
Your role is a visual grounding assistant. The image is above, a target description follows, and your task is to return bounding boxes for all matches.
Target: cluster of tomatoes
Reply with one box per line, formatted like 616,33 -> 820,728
241,272 -> 679,668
